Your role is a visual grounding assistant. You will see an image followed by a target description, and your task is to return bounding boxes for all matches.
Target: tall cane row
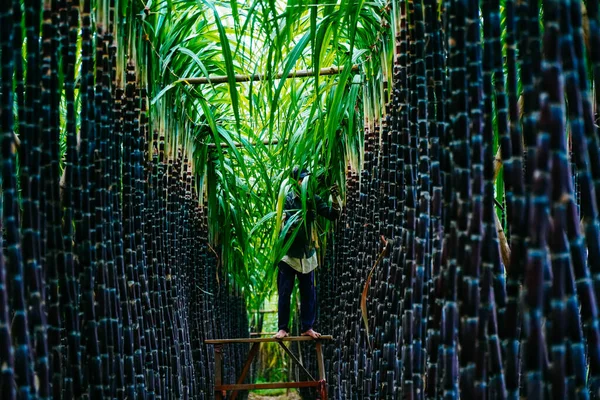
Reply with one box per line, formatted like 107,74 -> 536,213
314,0 -> 600,398
0,0 -> 249,398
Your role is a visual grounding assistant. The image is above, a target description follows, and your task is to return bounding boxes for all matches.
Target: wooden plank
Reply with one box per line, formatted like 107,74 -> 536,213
230,343 -> 261,400
177,65 -> 359,86
205,335 -> 333,344
216,382 -> 321,391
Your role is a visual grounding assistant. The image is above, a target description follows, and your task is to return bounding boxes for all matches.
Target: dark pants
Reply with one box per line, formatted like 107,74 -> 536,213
277,261 -> 316,333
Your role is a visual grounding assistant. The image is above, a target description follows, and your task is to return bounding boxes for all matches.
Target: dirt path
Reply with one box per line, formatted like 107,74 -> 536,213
248,391 -> 301,400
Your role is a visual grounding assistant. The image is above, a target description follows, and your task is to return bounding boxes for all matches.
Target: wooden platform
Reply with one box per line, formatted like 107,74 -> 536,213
206,335 -> 332,400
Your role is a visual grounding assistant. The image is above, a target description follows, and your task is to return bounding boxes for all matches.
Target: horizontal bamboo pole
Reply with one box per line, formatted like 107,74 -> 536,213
178,65 -> 360,85
207,139 -> 280,148
205,335 -> 333,344
216,381 -> 321,391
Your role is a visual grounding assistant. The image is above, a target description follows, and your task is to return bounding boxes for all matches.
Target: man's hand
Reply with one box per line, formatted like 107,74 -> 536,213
330,184 -> 343,213
330,184 -> 339,198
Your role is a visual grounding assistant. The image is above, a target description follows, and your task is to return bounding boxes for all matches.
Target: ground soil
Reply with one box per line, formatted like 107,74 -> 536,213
248,391 -> 302,400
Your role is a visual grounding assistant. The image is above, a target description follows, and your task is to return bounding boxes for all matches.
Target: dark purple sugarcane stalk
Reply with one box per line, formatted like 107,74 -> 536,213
167,158 -> 184,398
522,136 -> 550,398
60,0 -> 83,396
557,0 -> 600,394
439,0 -> 469,396
78,2 -> 105,397
397,0 -> 408,245
570,0 -> 600,223
586,0 -> 600,125
41,0 -> 66,397
479,0 -> 509,396
185,167 -> 197,397
524,2 -> 558,396
0,2 -> 17,399
400,1 -> 418,396
421,2 -> 440,379
129,85 -> 148,399
411,0 -> 430,395
425,0 -> 446,395
121,63 -> 139,399
503,0 -> 538,395
149,134 -> 168,399
139,91 -> 160,400
104,13 -> 120,396
111,78 -> 129,398
486,0 -> 509,326
111,84 -> 128,400
12,0 -> 24,155
567,1 -> 600,357
95,31 -> 122,396
101,29 -> 121,399
458,0 -> 482,394
180,166 -> 194,398
157,136 -> 171,397
547,189 -> 570,399
22,0 -> 49,396
92,29 -> 113,398
145,135 -> 163,399
500,0 -> 522,353
77,1 -> 103,396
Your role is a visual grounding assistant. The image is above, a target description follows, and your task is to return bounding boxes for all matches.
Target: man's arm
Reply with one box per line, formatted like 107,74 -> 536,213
282,194 -> 302,230
314,194 -> 340,221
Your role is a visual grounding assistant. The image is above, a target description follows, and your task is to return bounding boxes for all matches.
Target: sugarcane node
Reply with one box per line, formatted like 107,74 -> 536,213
559,192 -> 571,204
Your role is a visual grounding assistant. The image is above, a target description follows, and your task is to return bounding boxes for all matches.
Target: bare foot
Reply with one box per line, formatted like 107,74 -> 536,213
301,329 -> 321,339
273,330 -> 288,339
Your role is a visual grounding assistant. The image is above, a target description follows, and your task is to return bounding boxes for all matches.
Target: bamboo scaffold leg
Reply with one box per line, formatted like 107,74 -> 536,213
206,335 -> 333,399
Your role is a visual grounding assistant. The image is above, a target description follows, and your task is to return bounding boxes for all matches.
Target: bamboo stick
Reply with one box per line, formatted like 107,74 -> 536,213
206,139 -> 281,148
177,65 -> 360,85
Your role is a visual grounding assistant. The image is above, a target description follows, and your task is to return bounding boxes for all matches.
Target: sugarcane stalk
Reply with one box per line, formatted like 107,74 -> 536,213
0,2 -> 17,399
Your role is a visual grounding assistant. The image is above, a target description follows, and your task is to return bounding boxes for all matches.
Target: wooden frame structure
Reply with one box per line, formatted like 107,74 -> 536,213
205,335 -> 332,400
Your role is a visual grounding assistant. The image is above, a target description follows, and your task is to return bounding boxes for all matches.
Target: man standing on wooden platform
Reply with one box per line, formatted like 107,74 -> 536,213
274,166 -> 341,340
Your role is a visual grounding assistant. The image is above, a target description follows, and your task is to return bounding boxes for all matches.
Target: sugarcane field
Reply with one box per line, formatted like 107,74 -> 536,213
3,0 -> 600,398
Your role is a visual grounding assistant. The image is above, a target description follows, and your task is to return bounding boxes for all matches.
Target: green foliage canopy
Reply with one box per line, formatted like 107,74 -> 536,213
141,0 -> 390,311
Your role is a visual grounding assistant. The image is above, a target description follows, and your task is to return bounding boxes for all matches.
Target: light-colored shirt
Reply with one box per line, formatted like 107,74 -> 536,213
282,252 -> 318,274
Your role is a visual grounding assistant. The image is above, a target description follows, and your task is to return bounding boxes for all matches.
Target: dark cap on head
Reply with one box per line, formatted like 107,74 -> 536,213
292,166 -> 310,180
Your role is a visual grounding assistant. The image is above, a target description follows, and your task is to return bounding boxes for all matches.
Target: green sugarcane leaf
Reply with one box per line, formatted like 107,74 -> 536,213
201,0 -> 242,133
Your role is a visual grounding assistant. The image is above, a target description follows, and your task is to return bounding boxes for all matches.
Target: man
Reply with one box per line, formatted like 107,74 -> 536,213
274,166 -> 341,339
